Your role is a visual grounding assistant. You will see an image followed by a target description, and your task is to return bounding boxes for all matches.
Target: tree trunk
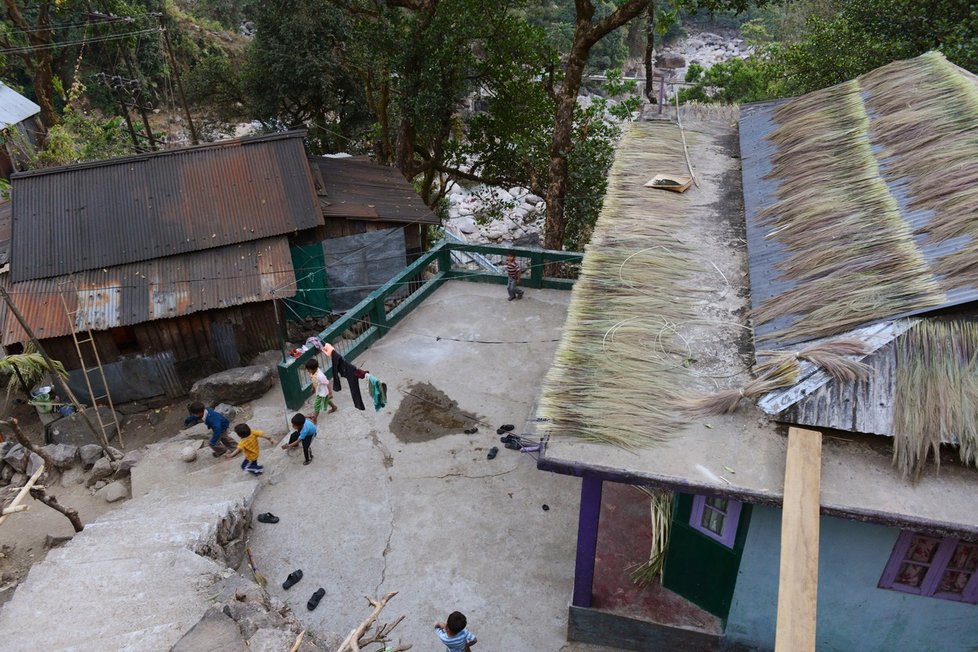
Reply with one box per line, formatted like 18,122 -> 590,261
32,59 -> 59,131
543,35 -> 592,252
29,487 -> 84,532
644,1 -> 656,101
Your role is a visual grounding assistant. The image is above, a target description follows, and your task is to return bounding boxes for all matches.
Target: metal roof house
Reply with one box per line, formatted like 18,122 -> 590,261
1,132 -> 321,402
0,82 -> 42,176
533,52 -> 978,652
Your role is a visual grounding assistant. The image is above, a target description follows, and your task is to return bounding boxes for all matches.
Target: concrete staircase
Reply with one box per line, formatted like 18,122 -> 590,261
0,440 -> 262,652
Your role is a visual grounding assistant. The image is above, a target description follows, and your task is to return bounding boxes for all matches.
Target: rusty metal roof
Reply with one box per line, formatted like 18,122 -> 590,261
0,236 -> 296,345
9,132 -> 322,282
310,156 -> 438,225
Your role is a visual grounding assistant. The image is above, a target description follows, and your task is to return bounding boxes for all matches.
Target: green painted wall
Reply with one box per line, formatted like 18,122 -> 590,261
726,506 -> 978,651
285,243 -> 330,318
662,493 -> 752,620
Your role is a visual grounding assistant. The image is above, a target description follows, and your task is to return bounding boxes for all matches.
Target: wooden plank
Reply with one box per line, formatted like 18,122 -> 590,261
775,427 -> 823,652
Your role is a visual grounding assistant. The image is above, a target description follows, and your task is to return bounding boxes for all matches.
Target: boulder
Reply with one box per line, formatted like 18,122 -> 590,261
214,403 -> 239,422
85,457 -> 116,487
223,601 -> 289,640
3,444 -> 28,473
97,480 -> 129,503
456,217 -> 477,235
78,444 -> 103,469
658,53 -> 686,69
0,465 -> 13,483
9,472 -> 25,486
181,446 -> 199,463
189,366 -> 275,406
46,407 -> 122,447
525,193 -> 543,206
247,629 -> 296,652
59,466 -> 86,486
112,449 -> 143,480
0,442 -> 11,459
25,452 -> 43,477
40,443 -> 78,470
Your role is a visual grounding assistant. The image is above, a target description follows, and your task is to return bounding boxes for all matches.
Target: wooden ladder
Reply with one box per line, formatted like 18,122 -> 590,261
58,280 -> 123,450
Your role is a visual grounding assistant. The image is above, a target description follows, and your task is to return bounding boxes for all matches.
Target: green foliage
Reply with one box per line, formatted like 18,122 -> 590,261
241,0 -> 372,153
679,52 -> 783,103
0,342 -> 68,400
29,91 -> 132,169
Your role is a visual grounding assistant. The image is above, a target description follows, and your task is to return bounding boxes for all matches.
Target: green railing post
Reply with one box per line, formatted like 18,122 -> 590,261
529,250 -> 544,288
370,295 -> 388,335
436,243 -> 453,274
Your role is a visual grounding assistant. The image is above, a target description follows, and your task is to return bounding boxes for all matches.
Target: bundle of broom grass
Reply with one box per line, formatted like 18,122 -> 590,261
674,337 -> 874,417
893,319 -> 978,480
630,487 -> 673,586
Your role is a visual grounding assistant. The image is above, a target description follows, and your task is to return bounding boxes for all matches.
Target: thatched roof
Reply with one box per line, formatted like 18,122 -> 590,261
742,51 -> 978,348
537,109 -> 978,537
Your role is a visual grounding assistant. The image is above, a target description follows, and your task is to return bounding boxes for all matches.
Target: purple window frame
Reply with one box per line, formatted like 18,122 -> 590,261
690,494 -> 742,548
879,530 -> 978,604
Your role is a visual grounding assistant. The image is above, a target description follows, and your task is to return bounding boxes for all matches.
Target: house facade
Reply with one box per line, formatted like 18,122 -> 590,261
534,52 -> 978,652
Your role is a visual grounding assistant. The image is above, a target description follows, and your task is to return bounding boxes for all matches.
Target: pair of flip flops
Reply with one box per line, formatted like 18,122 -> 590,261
282,569 -> 325,610
256,512 -> 279,524
496,424 -> 515,435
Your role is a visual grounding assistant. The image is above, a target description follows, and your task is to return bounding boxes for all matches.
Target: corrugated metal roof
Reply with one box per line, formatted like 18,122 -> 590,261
0,200 -> 10,267
0,83 -> 40,129
9,131 -> 322,282
740,59 -> 978,348
310,156 -> 438,225
0,236 -> 296,345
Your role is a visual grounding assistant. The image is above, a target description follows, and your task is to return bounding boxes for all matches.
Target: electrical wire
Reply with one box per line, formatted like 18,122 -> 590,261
0,28 -> 161,55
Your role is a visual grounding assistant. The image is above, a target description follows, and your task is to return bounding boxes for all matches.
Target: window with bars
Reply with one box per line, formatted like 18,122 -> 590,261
879,531 -> 978,603
689,494 -> 743,548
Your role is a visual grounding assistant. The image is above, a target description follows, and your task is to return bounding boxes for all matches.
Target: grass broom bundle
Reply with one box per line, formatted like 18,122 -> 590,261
630,487 -> 673,586
672,359 -> 799,418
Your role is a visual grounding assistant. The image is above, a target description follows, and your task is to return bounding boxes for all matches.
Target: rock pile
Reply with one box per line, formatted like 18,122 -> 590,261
445,184 -> 546,246
657,29 -> 753,90
0,440 -> 136,503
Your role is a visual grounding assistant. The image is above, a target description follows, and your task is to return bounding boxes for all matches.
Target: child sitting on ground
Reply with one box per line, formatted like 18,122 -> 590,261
434,611 -> 477,652
281,412 -> 317,465
305,357 -> 337,424
225,423 -> 272,475
185,401 -> 235,457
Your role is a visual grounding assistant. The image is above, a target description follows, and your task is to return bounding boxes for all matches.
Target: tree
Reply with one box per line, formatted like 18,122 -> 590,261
542,0 -> 648,252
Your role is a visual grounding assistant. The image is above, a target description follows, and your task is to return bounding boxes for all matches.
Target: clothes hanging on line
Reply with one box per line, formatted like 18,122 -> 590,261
330,349 -> 366,411
366,373 -> 387,412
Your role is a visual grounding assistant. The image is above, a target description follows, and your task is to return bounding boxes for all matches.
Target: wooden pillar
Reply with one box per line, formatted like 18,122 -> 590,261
775,426 -> 823,652
572,474 -> 603,608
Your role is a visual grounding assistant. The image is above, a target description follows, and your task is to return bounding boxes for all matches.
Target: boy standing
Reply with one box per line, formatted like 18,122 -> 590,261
304,358 -> 336,424
185,401 -> 235,456
281,413 -> 317,465
434,611 -> 477,652
505,252 -> 524,301
225,423 -> 271,475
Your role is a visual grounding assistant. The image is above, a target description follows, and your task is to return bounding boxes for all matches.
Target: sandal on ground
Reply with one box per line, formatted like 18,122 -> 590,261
282,569 -> 303,590
464,427 -> 478,434
500,424 -> 515,432
487,446 -> 498,460
307,587 -> 325,610
504,439 -> 522,450
256,512 -> 280,524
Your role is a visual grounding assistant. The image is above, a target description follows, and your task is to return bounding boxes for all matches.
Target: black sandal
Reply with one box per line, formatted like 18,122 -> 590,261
256,512 -> 279,524
307,587 -> 325,610
464,426 -> 478,434
487,446 -> 498,460
282,569 -> 303,590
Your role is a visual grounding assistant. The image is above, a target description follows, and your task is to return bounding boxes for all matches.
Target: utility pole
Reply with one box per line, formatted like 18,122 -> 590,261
157,12 -> 199,145
0,285 -> 119,461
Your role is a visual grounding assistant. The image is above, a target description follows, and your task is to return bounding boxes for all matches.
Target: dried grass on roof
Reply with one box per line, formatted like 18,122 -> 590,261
861,52 -> 978,290
893,320 -> 978,480
537,122 -> 700,448
754,78 -> 945,342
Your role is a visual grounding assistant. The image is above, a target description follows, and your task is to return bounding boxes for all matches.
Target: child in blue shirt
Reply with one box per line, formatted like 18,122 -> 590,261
185,401 -> 235,456
281,412 -> 316,465
434,611 -> 477,652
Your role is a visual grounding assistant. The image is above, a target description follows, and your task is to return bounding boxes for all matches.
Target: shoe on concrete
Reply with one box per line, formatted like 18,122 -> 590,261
303,459 -> 312,465
282,569 -> 303,590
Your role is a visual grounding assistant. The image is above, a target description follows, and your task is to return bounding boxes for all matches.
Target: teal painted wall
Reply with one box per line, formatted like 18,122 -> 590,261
726,506 -> 978,652
662,493 -> 752,620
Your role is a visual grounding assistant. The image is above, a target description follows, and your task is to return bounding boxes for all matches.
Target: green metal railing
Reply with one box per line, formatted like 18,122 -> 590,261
277,241 -> 583,409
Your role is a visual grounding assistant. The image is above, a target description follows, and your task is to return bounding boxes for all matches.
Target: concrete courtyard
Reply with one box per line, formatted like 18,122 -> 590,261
251,281 -> 611,650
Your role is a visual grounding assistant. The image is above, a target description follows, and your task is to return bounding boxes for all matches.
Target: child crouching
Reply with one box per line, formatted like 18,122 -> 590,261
281,413 -> 317,465
225,423 -> 271,475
